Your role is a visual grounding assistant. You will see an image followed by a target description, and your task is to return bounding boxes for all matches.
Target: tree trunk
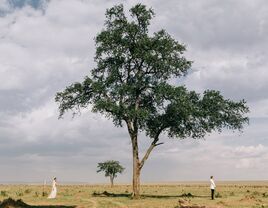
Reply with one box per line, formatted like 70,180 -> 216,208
110,176 -> 114,188
131,135 -> 141,199
126,120 -> 163,199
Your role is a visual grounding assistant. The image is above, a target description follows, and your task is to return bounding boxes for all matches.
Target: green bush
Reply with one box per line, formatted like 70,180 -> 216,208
15,191 -> 23,197
252,191 -> 260,196
0,191 -> 8,197
215,192 -> 222,198
24,189 -> 32,194
34,191 -> 39,197
42,191 -> 48,197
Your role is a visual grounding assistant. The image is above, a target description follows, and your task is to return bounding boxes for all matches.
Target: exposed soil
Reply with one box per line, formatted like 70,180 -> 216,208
176,199 -> 223,208
239,195 -> 262,203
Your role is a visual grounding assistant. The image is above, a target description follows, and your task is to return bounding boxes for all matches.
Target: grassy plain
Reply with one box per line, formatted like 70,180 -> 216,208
0,182 -> 268,208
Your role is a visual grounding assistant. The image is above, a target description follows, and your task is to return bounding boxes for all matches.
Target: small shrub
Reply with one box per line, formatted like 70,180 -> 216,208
15,191 -> 24,197
34,191 -> 39,197
42,191 -> 48,197
215,192 -> 222,198
252,205 -> 265,208
0,191 -> 8,197
252,191 -> 260,196
24,189 -> 32,194
230,192 -> 235,196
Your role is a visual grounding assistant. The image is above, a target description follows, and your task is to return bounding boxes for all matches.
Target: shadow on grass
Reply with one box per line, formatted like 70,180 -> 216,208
30,206 -> 75,208
92,191 -> 209,199
30,206 -> 76,208
0,198 -> 76,208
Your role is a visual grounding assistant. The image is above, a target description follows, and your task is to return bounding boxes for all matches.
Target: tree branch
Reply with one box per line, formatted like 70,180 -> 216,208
139,128 -> 164,170
155,142 -> 164,146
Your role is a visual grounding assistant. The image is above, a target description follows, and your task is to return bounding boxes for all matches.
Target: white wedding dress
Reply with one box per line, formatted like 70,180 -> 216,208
48,179 -> 57,199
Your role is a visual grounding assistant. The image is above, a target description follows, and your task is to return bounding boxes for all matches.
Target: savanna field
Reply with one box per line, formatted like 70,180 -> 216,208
1,182 -> 268,208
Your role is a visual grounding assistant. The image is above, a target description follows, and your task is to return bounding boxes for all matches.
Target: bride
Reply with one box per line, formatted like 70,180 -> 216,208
48,177 -> 57,199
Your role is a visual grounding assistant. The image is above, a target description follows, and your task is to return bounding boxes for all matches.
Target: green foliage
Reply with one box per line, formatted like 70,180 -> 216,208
0,190 -> 8,197
42,191 -> 48,197
55,3 -> 248,140
15,190 -> 24,197
97,160 -> 124,179
252,191 -> 261,196
230,191 -> 235,196
215,192 -> 222,198
34,191 -> 39,197
24,189 -> 32,194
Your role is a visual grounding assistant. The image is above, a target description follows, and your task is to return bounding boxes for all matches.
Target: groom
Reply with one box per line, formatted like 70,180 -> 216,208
210,176 -> 216,200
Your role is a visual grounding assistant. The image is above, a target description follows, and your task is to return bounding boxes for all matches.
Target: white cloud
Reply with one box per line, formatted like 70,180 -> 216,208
234,144 -> 266,157
0,0 -> 11,13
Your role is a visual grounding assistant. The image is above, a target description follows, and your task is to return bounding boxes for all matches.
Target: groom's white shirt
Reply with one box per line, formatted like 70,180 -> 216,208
210,179 -> 216,189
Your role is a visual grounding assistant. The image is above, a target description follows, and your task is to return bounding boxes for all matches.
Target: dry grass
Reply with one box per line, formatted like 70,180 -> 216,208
0,182 -> 268,208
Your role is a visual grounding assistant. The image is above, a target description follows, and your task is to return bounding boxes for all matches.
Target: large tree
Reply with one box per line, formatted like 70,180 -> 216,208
55,4 -> 249,198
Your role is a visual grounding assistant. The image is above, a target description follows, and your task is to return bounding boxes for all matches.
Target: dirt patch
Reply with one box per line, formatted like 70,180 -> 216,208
239,195 -> 262,203
176,199 -> 205,208
216,200 -> 228,206
176,206 -> 222,208
80,199 -> 97,208
0,198 -> 30,208
175,199 -> 223,208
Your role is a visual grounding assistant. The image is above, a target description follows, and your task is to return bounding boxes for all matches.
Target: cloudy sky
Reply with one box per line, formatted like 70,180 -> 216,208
0,0 -> 268,184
